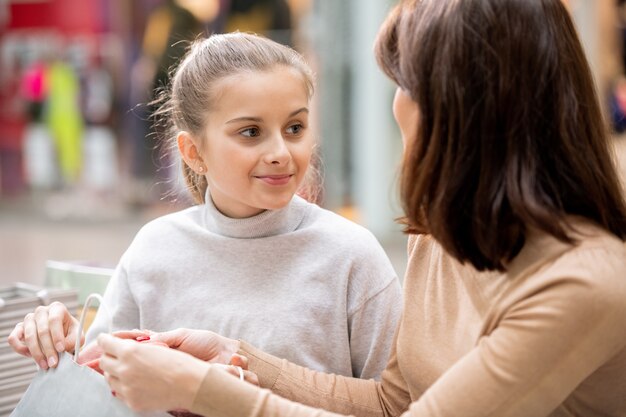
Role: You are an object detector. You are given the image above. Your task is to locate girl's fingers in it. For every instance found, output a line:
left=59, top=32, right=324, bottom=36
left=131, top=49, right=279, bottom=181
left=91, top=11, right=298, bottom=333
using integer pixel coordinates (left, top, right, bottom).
left=33, top=307, right=58, bottom=368
left=47, top=302, right=70, bottom=353
left=7, top=323, right=31, bottom=357
left=112, top=330, right=151, bottom=340
left=151, top=328, right=186, bottom=348
left=23, top=313, right=47, bottom=370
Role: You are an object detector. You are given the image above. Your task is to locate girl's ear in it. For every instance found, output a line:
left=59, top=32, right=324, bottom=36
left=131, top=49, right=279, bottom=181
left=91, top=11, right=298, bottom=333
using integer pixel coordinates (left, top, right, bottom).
left=177, top=131, right=206, bottom=174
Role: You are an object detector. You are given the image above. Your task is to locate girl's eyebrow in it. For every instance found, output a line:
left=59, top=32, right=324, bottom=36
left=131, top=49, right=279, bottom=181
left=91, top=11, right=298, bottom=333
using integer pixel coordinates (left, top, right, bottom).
left=289, top=107, right=309, bottom=117
left=225, top=107, right=309, bottom=124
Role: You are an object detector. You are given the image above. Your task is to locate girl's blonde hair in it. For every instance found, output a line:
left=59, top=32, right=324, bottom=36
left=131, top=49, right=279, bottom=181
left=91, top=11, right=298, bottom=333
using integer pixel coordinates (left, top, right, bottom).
left=153, top=32, right=319, bottom=204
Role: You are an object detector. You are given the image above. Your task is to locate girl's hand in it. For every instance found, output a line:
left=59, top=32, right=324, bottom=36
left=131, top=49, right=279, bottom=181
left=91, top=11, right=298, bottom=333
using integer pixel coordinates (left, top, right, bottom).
left=152, top=328, right=241, bottom=364
left=7, top=302, right=82, bottom=370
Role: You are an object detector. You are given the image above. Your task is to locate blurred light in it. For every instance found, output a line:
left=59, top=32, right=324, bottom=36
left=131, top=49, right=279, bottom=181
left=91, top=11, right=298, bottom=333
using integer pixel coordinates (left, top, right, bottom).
left=8, top=0, right=51, bottom=3
left=175, top=0, right=219, bottom=23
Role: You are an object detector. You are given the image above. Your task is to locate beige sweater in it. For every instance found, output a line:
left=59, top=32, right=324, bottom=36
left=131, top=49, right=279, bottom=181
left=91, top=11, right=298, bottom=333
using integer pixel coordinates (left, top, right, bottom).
left=190, top=222, right=626, bottom=417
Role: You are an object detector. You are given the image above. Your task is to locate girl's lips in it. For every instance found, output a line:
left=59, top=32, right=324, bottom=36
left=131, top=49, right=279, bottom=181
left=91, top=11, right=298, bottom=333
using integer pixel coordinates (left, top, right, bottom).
left=255, top=174, right=293, bottom=186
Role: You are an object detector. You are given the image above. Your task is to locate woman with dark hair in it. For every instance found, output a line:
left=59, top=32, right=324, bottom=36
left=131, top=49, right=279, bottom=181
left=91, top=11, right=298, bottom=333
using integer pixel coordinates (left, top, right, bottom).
left=93, top=0, right=626, bottom=415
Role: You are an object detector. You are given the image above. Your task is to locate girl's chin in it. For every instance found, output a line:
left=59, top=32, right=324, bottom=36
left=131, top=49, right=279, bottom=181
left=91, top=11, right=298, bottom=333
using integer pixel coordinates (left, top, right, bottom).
left=259, top=194, right=295, bottom=209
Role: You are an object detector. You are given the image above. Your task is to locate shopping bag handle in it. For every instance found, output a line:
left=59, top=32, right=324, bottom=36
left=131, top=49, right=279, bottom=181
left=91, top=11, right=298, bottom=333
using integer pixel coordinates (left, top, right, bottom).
left=73, top=293, right=112, bottom=361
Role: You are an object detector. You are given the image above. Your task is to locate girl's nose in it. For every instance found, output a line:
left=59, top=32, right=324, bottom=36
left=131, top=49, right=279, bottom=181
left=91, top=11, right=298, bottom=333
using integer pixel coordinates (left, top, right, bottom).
left=264, top=135, right=291, bottom=165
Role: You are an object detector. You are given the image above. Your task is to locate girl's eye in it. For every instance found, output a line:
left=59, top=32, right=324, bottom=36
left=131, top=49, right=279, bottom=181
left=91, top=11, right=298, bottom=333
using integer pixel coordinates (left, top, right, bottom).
left=240, top=127, right=261, bottom=138
left=286, top=124, right=304, bottom=135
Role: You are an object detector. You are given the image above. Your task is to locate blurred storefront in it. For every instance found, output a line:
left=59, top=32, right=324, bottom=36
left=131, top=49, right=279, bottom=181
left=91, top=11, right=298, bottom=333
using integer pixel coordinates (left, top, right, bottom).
left=0, top=0, right=127, bottom=196
left=3, top=0, right=620, bottom=242
left=306, top=0, right=400, bottom=237
left=0, top=1, right=298, bottom=201
left=0, top=0, right=405, bottom=240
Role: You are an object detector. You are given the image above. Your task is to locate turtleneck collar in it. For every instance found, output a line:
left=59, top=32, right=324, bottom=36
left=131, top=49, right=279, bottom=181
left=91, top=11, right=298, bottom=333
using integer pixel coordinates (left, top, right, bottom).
left=201, top=189, right=311, bottom=239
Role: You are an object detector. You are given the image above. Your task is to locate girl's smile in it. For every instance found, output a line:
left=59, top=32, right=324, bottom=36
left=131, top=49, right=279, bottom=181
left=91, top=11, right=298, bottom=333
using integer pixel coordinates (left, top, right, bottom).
left=253, top=174, right=294, bottom=186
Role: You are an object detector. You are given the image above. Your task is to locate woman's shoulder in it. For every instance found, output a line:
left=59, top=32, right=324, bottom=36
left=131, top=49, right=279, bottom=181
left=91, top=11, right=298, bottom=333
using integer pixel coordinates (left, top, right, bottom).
left=510, top=223, right=626, bottom=320
left=552, top=224, right=626, bottom=295
left=405, top=226, right=626, bottom=313
left=548, top=221, right=626, bottom=278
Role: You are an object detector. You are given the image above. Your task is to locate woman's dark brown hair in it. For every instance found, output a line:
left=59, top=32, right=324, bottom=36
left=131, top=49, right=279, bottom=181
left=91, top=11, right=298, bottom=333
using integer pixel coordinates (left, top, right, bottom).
left=375, top=0, right=626, bottom=271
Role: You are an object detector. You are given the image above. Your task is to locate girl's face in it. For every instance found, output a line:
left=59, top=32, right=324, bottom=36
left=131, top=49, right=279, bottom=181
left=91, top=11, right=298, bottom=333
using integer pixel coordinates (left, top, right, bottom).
left=392, top=87, right=419, bottom=148
left=201, top=66, right=313, bottom=218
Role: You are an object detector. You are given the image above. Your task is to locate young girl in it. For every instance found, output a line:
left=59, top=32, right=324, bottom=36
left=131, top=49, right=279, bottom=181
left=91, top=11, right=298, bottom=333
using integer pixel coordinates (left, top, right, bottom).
left=9, top=33, right=402, bottom=381
left=93, top=0, right=626, bottom=416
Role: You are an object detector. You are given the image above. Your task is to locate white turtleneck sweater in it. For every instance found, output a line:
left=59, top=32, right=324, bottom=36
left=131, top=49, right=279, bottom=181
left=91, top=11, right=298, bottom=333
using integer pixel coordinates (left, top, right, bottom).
left=85, top=194, right=402, bottom=379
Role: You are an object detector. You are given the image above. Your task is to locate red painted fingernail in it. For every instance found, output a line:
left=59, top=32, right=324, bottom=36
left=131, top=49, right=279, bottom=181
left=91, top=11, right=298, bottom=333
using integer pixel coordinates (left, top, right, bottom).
left=136, top=335, right=150, bottom=342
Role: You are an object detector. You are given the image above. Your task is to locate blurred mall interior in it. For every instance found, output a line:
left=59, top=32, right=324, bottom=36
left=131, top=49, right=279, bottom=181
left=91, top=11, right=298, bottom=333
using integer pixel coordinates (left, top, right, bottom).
left=1, top=0, right=626, bottom=287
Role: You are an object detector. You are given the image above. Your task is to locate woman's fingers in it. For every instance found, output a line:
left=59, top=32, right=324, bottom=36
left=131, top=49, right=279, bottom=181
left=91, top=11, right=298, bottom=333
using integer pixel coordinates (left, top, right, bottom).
left=244, top=369, right=259, bottom=386
left=97, top=334, right=126, bottom=359
left=34, top=306, right=59, bottom=368
left=216, top=364, right=259, bottom=386
left=229, top=354, right=259, bottom=384
left=103, top=370, right=124, bottom=400
left=99, top=351, right=119, bottom=378
left=228, top=355, right=258, bottom=384
left=229, top=353, right=249, bottom=370
left=98, top=337, right=206, bottom=411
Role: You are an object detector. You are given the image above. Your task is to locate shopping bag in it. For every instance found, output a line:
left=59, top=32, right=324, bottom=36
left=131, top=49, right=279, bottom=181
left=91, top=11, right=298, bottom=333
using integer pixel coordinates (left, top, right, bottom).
left=10, top=294, right=170, bottom=417
left=10, top=351, right=170, bottom=416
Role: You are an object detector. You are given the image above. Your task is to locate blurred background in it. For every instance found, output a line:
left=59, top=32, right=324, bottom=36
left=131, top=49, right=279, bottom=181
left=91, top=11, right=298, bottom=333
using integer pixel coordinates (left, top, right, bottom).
left=1, top=0, right=626, bottom=287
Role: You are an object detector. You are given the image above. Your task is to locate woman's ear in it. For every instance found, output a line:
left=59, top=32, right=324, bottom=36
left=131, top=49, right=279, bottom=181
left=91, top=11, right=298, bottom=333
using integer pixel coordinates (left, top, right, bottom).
left=177, top=131, right=206, bottom=174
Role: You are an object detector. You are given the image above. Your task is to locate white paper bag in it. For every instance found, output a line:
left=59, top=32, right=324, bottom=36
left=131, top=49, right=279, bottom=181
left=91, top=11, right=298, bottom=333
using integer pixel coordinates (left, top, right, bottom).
left=10, top=351, right=169, bottom=417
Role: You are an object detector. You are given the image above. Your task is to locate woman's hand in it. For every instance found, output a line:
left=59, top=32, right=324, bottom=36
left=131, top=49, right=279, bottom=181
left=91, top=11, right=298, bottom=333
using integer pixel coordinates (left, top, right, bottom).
left=97, top=334, right=257, bottom=412
left=7, top=302, right=82, bottom=370
left=98, top=333, right=207, bottom=411
left=152, top=328, right=241, bottom=364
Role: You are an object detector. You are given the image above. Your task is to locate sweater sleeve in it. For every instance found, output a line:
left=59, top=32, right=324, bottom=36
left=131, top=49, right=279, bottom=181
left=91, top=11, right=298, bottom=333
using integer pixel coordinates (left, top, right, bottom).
left=84, top=250, right=140, bottom=344
left=348, top=278, right=402, bottom=380
left=190, top=325, right=412, bottom=417
left=191, top=365, right=350, bottom=417
left=343, top=231, right=403, bottom=380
